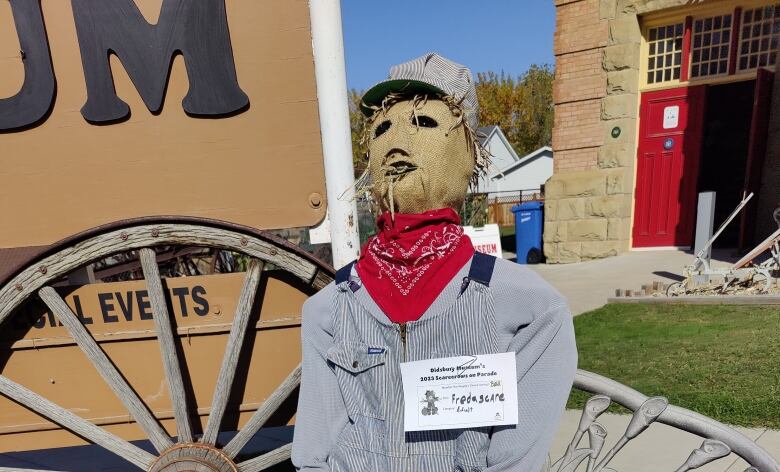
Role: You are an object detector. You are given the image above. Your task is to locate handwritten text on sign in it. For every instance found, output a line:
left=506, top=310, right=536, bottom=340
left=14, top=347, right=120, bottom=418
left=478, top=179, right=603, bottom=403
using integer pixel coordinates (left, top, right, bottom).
left=400, top=352, right=518, bottom=432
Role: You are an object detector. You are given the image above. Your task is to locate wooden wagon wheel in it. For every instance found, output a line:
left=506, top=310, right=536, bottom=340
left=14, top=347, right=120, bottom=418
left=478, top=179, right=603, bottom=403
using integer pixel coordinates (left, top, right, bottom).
left=0, top=218, right=334, bottom=471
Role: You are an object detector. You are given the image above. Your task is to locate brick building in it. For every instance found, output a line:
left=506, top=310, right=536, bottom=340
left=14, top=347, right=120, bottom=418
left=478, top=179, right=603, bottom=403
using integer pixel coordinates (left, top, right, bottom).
left=546, top=0, right=780, bottom=262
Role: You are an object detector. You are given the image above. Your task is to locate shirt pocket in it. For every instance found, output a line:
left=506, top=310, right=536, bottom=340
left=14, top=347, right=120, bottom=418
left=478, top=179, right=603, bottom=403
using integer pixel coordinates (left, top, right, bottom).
left=327, top=341, right=389, bottom=421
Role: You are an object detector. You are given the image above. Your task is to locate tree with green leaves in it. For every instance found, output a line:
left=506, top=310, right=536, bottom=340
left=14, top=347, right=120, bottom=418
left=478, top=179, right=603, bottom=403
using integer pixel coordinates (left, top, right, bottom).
left=476, top=65, right=554, bottom=156
left=348, top=89, right=369, bottom=177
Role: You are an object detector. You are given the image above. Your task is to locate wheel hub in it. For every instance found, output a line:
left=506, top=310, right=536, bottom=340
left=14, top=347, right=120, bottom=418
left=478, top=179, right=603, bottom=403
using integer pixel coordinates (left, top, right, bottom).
left=149, top=443, right=238, bottom=472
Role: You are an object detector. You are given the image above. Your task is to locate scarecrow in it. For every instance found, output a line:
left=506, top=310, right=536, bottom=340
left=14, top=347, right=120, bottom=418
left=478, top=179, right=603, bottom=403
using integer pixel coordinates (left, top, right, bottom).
left=292, top=53, right=577, bottom=472
left=421, top=390, right=440, bottom=416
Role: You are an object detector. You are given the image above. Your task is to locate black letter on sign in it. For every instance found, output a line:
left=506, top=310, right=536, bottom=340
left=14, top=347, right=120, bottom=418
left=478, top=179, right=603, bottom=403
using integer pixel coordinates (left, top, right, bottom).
left=99, top=293, right=118, bottom=323
left=171, top=287, right=189, bottom=317
left=70, top=0, right=248, bottom=122
left=192, top=286, right=209, bottom=316
left=0, top=0, right=55, bottom=131
left=136, top=290, right=153, bottom=321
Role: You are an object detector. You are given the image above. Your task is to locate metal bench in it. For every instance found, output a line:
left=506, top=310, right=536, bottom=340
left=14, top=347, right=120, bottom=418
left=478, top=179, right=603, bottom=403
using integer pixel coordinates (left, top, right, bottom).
left=551, top=370, right=780, bottom=472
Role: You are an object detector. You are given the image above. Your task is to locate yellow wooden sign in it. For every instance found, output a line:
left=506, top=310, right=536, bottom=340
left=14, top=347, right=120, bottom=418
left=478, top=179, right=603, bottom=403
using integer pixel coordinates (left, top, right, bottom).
left=0, top=0, right=326, bottom=249
left=0, top=270, right=307, bottom=452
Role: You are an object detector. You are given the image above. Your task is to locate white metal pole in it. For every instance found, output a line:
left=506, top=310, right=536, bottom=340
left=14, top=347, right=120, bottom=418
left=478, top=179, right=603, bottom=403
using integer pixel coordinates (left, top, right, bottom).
left=309, top=0, right=360, bottom=269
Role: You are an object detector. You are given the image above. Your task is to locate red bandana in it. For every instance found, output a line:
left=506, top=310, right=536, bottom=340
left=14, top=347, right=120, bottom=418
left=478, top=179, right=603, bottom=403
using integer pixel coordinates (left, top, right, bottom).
left=355, top=208, right=474, bottom=323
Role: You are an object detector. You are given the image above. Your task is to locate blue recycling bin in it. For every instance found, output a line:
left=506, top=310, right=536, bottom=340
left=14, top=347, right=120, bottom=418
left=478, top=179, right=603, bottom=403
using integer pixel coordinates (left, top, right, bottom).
left=511, top=201, right=544, bottom=264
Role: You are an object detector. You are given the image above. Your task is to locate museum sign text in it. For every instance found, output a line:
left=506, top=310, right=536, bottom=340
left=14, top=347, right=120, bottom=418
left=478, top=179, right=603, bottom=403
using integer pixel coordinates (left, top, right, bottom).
left=0, top=0, right=248, bottom=130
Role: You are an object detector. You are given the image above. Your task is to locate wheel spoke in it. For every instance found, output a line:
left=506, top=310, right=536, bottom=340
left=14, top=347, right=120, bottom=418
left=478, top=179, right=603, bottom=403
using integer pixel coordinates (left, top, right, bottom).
left=222, top=364, right=301, bottom=459
left=0, top=375, right=155, bottom=469
left=237, top=443, right=292, bottom=472
left=139, top=247, right=193, bottom=443
left=38, top=286, right=174, bottom=453
left=201, top=259, right=264, bottom=445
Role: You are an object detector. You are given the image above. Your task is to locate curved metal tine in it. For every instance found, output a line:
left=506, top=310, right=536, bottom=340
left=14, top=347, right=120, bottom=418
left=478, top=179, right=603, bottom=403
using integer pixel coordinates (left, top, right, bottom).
left=38, top=286, right=174, bottom=453
left=593, top=397, right=667, bottom=472
left=139, top=247, right=193, bottom=443
left=201, top=259, right=264, bottom=445
left=674, top=439, right=731, bottom=472
left=560, top=395, right=611, bottom=470
left=237, top=443, right=292, bottom=472
left=0, top=375, right=155, bottom=470
left=222, top=364, right=301, bottom=459
left=586, top=423, right=607, bottom=472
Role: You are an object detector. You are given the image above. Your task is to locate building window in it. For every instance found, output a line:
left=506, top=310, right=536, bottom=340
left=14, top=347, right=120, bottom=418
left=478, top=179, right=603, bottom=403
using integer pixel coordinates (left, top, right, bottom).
left=691, top=14, right=733, bottom=78
left=647, top=23, right=684, bottom=84
left=739, top=4, right=780, bottom=71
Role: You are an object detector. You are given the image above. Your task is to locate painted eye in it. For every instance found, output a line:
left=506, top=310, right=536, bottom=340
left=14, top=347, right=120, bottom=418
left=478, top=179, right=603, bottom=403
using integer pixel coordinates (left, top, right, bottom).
left=374, top=120, right=391, bottom=138
left=413, top=115, right=438, bottom=128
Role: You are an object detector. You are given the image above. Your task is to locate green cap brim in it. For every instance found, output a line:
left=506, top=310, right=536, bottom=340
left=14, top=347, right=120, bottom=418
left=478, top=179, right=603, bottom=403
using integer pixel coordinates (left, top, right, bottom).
left=360, top=79, right=446, bottom=117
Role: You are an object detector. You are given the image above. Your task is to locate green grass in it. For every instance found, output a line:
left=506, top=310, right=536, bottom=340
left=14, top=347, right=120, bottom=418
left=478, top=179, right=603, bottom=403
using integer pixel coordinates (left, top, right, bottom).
left=568, top=303, right=780, bottom=429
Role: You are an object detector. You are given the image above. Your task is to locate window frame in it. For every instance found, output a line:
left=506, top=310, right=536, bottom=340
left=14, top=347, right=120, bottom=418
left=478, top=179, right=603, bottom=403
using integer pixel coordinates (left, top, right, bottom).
left=640, top=0, right=777, bottom=91
left=736, top=3, right=780, bottom=72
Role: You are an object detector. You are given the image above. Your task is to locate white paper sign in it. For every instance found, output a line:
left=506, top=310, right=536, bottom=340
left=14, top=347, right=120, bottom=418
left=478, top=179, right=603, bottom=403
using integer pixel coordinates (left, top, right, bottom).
left=400, top=352, right=518, bottom=432
left=463, top=224, right=503, bottom=258
left=663, top=105, right=679, bottom=129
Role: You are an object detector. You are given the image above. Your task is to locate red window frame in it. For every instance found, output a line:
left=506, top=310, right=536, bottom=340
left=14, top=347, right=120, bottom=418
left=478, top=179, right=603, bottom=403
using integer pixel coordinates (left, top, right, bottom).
left=650, top=3, right=776, bottom=86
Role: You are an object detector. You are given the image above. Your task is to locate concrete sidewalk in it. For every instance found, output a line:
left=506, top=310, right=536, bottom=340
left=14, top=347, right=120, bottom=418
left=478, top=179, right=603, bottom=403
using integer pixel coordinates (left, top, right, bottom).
left=528, top=248, right=779, bottom=470
left=528, top=248, right=736, bottom=315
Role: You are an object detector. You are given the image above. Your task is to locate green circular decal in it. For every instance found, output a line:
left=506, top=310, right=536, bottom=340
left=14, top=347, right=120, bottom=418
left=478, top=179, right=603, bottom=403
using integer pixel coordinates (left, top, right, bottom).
left=611, top=126, right=621, bottom=138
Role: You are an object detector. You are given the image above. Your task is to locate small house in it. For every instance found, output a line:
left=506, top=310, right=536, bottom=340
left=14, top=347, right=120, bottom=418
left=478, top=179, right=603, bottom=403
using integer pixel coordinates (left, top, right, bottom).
left=474, top=125, right=553, bottom=196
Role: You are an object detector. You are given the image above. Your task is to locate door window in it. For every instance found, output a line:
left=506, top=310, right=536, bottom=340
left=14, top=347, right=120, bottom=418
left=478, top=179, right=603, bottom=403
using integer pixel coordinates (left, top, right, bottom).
left=647, top=23, right=685, bottom=84
left=691, top=14, right=733, bottom=78
left=738, top=4, right=780, bottom=70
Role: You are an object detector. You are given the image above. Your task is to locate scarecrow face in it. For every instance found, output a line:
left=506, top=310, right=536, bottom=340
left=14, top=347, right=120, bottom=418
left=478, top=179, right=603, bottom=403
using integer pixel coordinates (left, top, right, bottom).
left=367, top=98, right=474, bottom=214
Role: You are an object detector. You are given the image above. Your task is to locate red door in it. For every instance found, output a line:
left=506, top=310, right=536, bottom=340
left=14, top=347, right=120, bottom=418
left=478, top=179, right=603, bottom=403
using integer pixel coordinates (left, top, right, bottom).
left=633, top=86, right=706, bottom=248
left=738, top=68, right=775, bottom=249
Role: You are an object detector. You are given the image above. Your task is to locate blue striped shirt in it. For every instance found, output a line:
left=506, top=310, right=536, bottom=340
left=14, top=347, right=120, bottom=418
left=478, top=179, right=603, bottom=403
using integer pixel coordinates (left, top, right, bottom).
left=292, top=256, right=577, bottom=471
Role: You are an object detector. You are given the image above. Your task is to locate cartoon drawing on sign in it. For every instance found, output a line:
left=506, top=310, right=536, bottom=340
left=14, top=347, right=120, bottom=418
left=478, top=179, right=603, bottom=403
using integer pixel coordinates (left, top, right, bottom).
left=421, top=390, right=440, bottom=416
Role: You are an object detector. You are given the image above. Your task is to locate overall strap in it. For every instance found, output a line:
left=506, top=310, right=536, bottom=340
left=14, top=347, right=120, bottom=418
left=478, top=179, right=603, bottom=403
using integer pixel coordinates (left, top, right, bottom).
left=468, top=252, right=496, bottom=286
left=460, top=252, right=496, bottom=294
left=334, top=260, right=357, bottom=285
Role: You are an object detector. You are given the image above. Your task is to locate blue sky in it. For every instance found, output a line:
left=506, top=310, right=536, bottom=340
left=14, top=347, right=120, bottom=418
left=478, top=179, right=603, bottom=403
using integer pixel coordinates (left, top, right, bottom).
left=341, top=1, right=556, bottom=92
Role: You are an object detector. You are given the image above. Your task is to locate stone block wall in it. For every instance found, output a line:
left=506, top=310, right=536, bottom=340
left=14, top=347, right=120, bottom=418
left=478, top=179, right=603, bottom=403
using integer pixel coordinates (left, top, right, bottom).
left=546, top=0, right=691, bottom=263
left=546, top=0, right=637, bottom=263
left=548, top=0, right=779, bottom=262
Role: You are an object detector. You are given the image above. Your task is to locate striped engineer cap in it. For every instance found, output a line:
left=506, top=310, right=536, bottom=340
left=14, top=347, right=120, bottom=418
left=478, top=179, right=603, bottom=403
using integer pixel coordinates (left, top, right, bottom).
left=361, top=52, right=479, bottom=129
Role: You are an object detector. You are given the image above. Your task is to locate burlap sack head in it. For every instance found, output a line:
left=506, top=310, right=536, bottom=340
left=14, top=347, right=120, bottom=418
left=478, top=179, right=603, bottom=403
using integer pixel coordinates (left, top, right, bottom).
left=365, top=94, right=487, bottom=214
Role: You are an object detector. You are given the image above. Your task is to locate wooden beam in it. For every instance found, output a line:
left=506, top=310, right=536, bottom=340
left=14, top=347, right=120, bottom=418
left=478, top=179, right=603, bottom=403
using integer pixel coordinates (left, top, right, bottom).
left=201, top=259, right=264, bottom=445
left=140, top=247, right=193, bottom=443
left=38, top=286, right=174, bottom=453
left=222, top=364, right=301, bottom=459
left=729, top=7, right=743, bottom=75
left=681, top=16, right=693, bottom=82
left=0, top=375, right=155, bottom=469
left=237, top=443, right=292, bottom=472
